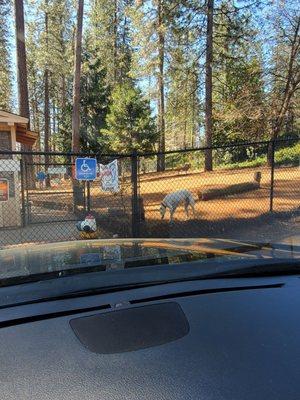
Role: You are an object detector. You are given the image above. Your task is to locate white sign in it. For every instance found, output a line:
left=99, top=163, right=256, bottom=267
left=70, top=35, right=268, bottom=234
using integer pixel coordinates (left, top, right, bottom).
left=48, top=166, right=67, bottom=175
left=0, top=160, right=20, bottom=172
left=99, top=159, right=119, bottom=192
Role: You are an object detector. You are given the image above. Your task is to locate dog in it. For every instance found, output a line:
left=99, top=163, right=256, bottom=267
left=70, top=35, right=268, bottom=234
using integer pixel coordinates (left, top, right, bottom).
left=160, top=189, right=195, bottom=222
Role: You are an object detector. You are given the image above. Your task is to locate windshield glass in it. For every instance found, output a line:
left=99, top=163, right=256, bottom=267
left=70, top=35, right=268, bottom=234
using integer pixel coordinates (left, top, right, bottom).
left=0, top=1, right=299, bottom=288
left=0, top=239, right=299, bottom=287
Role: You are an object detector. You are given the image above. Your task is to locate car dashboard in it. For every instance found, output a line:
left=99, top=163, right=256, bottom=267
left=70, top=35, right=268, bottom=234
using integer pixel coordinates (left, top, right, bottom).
left=0, top=274, right=299, bottom=400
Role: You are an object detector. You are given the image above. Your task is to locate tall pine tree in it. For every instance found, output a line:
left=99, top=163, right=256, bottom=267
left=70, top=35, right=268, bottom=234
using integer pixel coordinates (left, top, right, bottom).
left=0, top=0, right=11, bottom=111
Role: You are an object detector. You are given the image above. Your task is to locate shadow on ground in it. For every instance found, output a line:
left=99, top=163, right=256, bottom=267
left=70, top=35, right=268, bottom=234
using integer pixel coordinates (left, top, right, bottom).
left=141, top=209, right=300, bottom=243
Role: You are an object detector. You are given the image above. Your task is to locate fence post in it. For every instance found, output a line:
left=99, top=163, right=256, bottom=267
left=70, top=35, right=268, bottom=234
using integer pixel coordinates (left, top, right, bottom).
left=131, top=150, right=140, bottom=238
left=20, top=158, right=27, bottom=227
left=86, top=180, right=91, bottom=212
left=83, top=181, right=86, bottom=212
left=269, top=139, right=275, bottom=212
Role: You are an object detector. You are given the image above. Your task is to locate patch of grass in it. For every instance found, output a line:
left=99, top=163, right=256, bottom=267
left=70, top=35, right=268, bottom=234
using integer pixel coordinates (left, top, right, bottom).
left=275, top=143, right=300, bottom=166
left=218, top=143, right=299, bottom=170
left=219, top=156, right=266, bottom=170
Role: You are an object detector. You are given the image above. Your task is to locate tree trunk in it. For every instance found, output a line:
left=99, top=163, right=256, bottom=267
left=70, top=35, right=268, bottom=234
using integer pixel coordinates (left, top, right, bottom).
left=267, top=123, right=280, bottom=167
left=30, top=67, right=38, bottom=137
left=72, top=0, right=84, bottom=213
left=14, top=0, right=30, bottom=122
left=191, top=77, right=196, bottom=148
left=204, top=0, right=214, bottom=172
left=44, top=69, right=51, bottom=187
left=14, top=0, right=35, bottom=189
left=59, top=12, right=67, bottom=118
left=71, top=0, right=84, bottom=153
left=184, top=78, right=188, bottom=149
left=52, top=100, right=56, bottom=140
left=113, top=0, right=118, bottom=84
left=267, top=141, right=274, bottom=168
left=61, top=76, right=66, bottom=109
left=44, top=0, right=51, bottom=187
left=31, top=71, right=41, bottom=161
left=156, top=0, right=165, bottom=172
left=266, top=18, right=300, bottom=165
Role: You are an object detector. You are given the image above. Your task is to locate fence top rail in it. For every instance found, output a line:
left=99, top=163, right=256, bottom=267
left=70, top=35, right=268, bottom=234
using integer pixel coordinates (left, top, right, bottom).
left=0, top=137, right=298, bottom=158
left=138, top=137, right=299, bottom=158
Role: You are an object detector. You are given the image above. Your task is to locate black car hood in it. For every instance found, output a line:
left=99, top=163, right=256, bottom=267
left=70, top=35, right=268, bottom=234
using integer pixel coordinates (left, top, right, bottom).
left=0, top=238, right=299, bottom=309
left=0, top=238, right=299, bottom=282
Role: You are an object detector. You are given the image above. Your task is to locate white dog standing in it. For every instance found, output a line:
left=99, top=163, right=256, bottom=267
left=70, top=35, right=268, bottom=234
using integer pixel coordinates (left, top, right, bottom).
left=160, top=189, right=195, bottom=222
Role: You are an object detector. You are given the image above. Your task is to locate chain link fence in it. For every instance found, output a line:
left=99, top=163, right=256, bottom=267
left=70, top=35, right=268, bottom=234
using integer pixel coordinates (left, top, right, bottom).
left=0, top=138, right=299, bottom=248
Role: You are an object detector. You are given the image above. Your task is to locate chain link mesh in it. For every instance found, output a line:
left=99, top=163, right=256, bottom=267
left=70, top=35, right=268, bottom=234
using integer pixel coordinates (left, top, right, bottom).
left=0, top=139, right=299, bottom=249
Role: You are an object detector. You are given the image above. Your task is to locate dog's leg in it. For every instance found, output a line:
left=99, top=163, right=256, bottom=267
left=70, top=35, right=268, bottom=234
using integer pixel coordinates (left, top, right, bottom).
left=170, top=207, right=175, bottom=223
left=191, top=203, right=196, bottom=218
left=189, top=196, right=196, bottom=219
left=184, top=201, right=189, bottom=220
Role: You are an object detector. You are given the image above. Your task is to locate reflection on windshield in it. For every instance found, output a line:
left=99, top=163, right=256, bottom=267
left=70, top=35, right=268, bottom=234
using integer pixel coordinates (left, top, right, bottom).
left=0, top=239, right=299, bottom=286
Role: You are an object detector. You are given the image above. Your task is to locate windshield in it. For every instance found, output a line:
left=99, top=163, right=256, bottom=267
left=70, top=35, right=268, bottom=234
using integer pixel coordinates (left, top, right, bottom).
left=0, top=239, right=299, bottom=287
left=0, top=1, right=299, bottom=288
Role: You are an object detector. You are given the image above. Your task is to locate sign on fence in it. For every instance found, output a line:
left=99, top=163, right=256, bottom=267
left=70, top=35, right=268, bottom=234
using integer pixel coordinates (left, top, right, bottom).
left=99, top=159, right=119, bottom=192
left=0, top=179, right=9, bottom=201
left=0, top=160, right=20, bottom=172
left=36, top=171, right=46, bottom=181
left=48, top=166, right=67, bottom=175
left=75, top=158, right=97, bottom=181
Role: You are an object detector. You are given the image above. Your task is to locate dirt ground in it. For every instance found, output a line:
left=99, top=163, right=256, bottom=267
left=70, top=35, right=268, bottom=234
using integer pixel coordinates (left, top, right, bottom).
left=3, top=164, right=297, bottom=247
left=28, top=165, right=299, bottom=220
left=135, top=165, right=299, bottom=240
left=138, top=166, right=299, bottom=221
left=27, top=165, right=299, bottom=225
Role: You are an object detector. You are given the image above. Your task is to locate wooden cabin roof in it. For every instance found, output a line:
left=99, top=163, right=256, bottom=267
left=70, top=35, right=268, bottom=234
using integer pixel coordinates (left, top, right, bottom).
left=0, top=110, right=38, bottom=146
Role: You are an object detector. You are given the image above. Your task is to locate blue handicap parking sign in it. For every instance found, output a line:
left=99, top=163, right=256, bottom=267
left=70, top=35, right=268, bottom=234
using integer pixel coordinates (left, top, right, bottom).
left=75, top=158, right=97, bottom=181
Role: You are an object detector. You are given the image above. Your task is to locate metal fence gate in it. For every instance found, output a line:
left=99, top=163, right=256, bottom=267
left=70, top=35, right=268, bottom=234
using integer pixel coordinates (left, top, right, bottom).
left=23, top=161, right=83, bottom=224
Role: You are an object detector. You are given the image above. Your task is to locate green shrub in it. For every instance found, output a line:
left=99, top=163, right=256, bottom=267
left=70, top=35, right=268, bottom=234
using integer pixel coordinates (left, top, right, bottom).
left=275, top=143, right=300, bottom=166
left=218, top=155, right=266, bottom=170
left=218, top=142, right=299, bottom=170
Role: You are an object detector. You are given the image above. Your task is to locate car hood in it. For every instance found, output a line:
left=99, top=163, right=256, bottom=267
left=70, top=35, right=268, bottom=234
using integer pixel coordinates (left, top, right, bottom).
left=0, top=238, right=299, bottom=282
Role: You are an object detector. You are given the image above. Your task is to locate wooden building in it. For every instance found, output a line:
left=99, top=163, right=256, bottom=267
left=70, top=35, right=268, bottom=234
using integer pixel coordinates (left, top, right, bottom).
left=0, top=110, right=38, bottom=228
